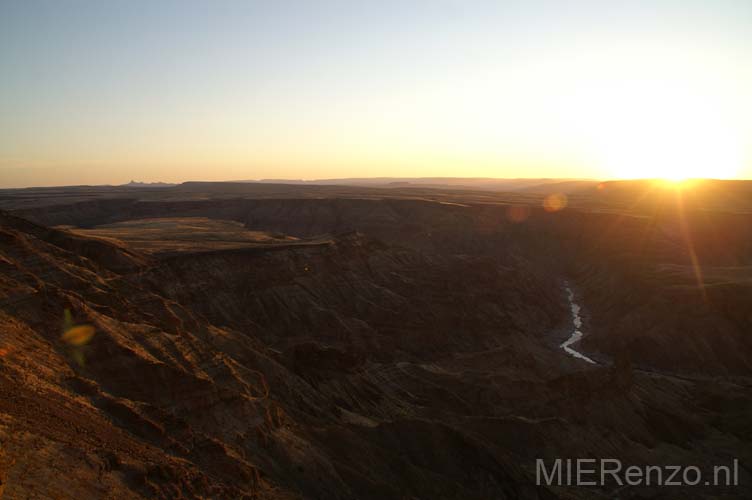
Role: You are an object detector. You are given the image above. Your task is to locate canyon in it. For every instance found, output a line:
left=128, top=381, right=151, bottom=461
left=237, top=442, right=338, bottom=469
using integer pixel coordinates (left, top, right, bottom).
left=0, top=180, right=750, bottom=499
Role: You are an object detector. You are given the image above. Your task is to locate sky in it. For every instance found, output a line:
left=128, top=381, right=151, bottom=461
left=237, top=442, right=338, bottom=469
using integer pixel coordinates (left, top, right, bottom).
left=1, top=0, right=752, bottom=187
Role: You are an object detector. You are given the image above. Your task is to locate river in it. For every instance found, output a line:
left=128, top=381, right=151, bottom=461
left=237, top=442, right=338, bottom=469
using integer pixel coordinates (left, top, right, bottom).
left=560, top=285, right=596, bottom=364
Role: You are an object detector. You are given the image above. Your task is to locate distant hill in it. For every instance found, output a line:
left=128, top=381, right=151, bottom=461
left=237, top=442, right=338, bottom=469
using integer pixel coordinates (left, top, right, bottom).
left=122, top=180, right=178, bottom=188
left=236, top=177, right=600, bottom=193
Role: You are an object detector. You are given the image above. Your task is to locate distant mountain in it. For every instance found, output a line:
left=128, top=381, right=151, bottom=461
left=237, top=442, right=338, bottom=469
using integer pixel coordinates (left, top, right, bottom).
left=237, top=177, right=600, bottom=193
left=122, top=180, right=178, bottom=188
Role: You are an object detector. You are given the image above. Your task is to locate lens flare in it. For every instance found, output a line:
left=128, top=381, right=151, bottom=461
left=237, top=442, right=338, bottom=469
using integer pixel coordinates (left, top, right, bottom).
left=62, top=325, right=96, bottom=346
left=543, top=193, right=568, bottom=212
left=506, top=205, right=531, bottom=223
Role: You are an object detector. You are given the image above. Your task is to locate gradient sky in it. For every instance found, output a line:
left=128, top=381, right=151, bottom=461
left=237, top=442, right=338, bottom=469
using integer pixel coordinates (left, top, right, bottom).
left=2, top=0, right=751, bottom=187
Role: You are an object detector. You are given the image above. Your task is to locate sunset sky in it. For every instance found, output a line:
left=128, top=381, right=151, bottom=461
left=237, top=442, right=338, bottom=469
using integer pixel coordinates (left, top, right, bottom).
left=2, top=0, right=751, bottom=187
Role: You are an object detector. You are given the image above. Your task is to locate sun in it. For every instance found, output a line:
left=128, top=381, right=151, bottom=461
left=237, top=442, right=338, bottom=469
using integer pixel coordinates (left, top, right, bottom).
left=557, top=50, right=746, bottom=182
left=662, top=172, right=687, bottom=182
left=592, top=114, right=743, bottom=181
left=586, top=88, right=745, bottom=181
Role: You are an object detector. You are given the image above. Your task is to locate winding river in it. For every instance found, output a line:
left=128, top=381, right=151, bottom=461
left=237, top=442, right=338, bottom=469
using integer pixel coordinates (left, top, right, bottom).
left=560, top=285, right=596, bottom=364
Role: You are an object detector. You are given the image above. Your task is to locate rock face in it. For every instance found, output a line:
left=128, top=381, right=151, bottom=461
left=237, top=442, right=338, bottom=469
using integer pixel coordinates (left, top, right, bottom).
left=0, top=192, right=751, bottom=499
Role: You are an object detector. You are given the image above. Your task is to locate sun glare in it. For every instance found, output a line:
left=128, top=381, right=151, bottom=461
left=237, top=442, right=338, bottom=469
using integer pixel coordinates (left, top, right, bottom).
left=556, top=46, right=748, bottom=182
left=592, top=111, right=744, bottom=181
left=590, top=86, right=744, bottom=181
